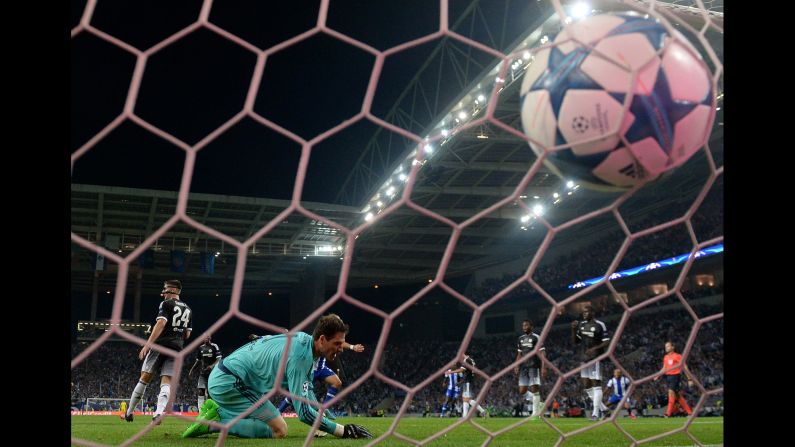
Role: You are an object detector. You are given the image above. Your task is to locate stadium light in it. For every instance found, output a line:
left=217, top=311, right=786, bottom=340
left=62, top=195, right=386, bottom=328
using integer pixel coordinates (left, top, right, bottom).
left=386, top=186, right=396, bottom=196
left=532, top=204, right=544, bottom=216
left=521, top=214, right=531, bottom=223
left=376, top=201, right=383, bottom=208
left=553, top=192, right=559, bottom=198
left=570, top=2, right=590, bottom=19
left=365, top=212, right=374, bottom=222
left=398, top=173, right=408, bottom=182
left=424, top=144, right=434, bottom=154
left=367, top=10, right=597, bottom=222
left=566, top=180, right=575, bottom=188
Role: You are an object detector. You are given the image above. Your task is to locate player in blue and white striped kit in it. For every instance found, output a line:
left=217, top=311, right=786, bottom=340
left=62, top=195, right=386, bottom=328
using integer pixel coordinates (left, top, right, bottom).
left=605, top=369, right=637, bottom=419
left=181, top=314, right=372, bottom=439
left=440, top=369, right=461, bottom=417
left=275, top=339, right=365, bottom=416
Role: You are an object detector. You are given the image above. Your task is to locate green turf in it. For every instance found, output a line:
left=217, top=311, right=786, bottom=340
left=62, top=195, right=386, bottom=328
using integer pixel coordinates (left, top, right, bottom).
left=71, top=415, right=723, bottom=446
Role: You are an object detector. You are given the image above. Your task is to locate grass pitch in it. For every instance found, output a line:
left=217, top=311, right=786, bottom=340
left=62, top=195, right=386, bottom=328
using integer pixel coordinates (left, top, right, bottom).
left=71, top=415, right=723, bottom=446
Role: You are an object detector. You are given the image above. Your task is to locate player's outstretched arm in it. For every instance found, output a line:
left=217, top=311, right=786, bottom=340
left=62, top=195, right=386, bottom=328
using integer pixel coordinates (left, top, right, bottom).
left=342, top=342, right=365, bottom=353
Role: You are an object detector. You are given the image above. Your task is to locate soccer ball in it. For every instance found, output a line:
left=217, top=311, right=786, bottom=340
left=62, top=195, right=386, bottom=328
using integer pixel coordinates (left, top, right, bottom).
left=519, top=11, right=715, bottom=191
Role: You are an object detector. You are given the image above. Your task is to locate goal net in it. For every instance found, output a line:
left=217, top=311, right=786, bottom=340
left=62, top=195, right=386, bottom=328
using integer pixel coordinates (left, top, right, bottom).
left=71, top=0, right=723, bottom=445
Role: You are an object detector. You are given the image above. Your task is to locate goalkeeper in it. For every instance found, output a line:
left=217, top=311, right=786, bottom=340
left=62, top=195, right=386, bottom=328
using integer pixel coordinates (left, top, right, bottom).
left=182, top=314, right=372, bottom=439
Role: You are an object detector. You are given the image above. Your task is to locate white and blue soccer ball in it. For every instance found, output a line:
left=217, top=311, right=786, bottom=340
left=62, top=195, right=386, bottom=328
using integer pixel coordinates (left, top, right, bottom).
left=519, top=12, right=715, bottom=191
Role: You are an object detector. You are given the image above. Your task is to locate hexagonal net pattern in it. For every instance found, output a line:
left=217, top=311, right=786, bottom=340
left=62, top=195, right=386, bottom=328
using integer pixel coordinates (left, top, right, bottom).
left=71, top=0, right=723, bottom=446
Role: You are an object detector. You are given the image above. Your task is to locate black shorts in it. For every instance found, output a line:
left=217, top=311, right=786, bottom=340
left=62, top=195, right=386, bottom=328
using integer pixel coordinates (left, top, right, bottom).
left=665, top=374, right=681, bottom=392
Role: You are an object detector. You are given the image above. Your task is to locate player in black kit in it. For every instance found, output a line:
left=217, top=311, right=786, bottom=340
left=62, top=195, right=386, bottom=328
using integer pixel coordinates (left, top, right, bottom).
left=571, top=305, right=610, bottom=421
left=189, top=335, right=221, bottom=411
left=121, top=279, right=192, bottom=424
left=450, top=354, right=488, bottom=418
left=514, top=319, right=546, bottom=418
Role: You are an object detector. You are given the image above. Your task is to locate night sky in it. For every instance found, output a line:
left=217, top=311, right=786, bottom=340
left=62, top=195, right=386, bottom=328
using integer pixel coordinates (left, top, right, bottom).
left=69, top=0, right=500, bottom=204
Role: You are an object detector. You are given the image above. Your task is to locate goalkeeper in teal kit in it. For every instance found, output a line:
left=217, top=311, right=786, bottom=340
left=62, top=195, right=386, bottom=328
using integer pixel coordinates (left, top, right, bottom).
left=182, top=314, right=372, bottom=439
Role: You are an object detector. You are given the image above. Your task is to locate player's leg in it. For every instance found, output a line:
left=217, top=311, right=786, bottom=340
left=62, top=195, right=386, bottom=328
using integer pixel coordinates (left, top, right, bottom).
left=322, top=372, right=342, bottom=404
left=529, top=368, right=542, bottom=418
left=184, top=370, right=284, bottom=438
left=123, top=373, right=151, bottom=421
left=604, top=393, right=621, bottom=419
left=123, top=352, right=161, bottom=422
left=440, top=391, right=454, bottom=417
left=623, top=400, right=636, bottom=419
left=590, top=363, right=606, bottom=419
left=592, top=381, right=606, bottom=419
left=471, top=398, right=487, bottom=416
left=197, top=373, right=208, bottom=410
left=152, top=357, right=176, bottom=424
left=519, top=371, right=532, bottom=415
left=581, top=373, right=597, bottom=420
left=461, top=383, right=471, bottom=417
left=277, top=396, right=292, bottom=413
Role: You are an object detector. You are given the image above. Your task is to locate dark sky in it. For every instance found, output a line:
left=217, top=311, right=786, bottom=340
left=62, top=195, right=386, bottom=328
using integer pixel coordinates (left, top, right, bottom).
left=70, top=0, right=550, bottom=205
left=69, top=0, right=472, bottom=203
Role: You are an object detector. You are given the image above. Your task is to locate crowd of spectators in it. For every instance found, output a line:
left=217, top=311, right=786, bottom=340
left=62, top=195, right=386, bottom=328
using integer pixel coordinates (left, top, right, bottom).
left=471, top=192, right=722, bottom=305
left=72, top=289, right=722, bottom=417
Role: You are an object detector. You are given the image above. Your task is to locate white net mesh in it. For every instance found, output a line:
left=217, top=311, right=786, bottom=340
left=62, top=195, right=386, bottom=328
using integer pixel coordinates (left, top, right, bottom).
left=71, top=0, right=722, bottom=445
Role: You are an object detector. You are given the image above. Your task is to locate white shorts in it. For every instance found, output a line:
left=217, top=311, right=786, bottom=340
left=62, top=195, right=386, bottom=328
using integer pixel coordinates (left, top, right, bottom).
left=462, top=382, right=472, bottom=398
left=519, top=368, right=541, bottom=387
left=580, top=361, right=601, bottom=380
